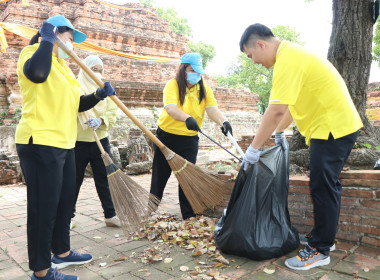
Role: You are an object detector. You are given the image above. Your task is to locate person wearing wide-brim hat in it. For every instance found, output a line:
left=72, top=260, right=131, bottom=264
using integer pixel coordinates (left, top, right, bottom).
left=150, top=52, right=234, bottom=220
left=16, top=15, right=116, bottom=280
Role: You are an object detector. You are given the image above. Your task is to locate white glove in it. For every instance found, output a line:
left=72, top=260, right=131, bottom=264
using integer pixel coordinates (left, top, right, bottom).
left=241, top=145, right=261, bottom=171
left=275, top=132, right=287, bottom=150
left=85, top=118, right=102, bottom=130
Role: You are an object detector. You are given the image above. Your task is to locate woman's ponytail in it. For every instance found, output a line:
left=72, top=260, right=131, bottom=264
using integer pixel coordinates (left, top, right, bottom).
left=29, top=32, right=40, bottom=45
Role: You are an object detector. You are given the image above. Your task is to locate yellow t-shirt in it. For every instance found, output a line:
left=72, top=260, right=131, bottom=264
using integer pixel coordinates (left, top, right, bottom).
left=157, top=79, right=218, bottom=136
left=269, top=41, right=363, bottom=145
left=16, top=43, right=82, bottom=149
left=76, top=99, right=118, bottom=142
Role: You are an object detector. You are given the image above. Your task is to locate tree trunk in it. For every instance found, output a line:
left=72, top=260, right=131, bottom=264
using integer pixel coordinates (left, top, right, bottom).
left=327, top=0, right=380, bottom=145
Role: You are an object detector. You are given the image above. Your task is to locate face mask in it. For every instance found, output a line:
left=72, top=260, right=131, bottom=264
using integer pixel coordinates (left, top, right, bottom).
left=58, top=41, right=73, bottom=59
left=187, top=72, right=201, bottom=85
left=94, top=72, right=102, bottom=80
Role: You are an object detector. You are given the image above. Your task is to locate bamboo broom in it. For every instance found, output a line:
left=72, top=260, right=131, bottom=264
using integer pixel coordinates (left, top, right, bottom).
left=80, top=111, right=160, bottom=234
left=55, top=37, right=230, bottom=214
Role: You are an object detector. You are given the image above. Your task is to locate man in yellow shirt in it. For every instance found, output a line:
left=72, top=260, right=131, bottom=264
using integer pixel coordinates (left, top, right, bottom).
left=239, top=23, right=362, bottom=270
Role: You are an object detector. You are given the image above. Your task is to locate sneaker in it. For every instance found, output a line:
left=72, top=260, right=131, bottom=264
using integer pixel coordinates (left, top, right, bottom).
left=299, top=232, right=336, bottom=251
left=31, top=267, right=78, bottom=280
left=51, top=250, right=92, bottom=269
left=285, top=245, right=330, bottom=270
left=105, top=215, right=121, bottom=227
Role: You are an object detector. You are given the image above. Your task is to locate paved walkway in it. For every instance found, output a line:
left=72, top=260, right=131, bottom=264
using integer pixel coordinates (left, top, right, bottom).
left=1, top=148, right=380, bottom=279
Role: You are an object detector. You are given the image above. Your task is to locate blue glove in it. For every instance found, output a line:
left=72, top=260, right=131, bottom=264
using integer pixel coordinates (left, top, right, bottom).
left=39, top=21, right=57, bottom=45
left=241, top=145, right=261, bottom=171
left=85, top=118, right=102, bottom=130
left=275, top=132, right=287, bottom=150
left=95, top=82, right=116, bottom=100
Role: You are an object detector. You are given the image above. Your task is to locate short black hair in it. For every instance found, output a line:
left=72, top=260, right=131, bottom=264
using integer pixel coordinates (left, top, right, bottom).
left=239, top=23, right=275, bottom=52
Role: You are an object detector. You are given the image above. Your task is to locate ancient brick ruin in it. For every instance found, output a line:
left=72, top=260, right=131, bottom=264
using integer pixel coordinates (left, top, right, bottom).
left=0, top=0, right=261, bottom=183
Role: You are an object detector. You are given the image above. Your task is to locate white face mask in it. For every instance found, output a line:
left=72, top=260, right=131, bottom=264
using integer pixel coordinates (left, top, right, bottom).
left=58, top=41, right=73, bottom=60
left=94, top=72, right=102, bottom=80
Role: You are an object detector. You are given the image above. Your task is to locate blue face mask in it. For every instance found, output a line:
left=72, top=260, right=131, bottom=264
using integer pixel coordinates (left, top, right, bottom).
left=58, top=41, right=73, bottom=60
left=187, top=72, right=201, bottom=85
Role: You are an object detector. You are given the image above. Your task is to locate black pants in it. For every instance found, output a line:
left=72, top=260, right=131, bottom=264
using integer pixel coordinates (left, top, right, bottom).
left=72, top=137, right=116, bottom=219
left=17, top=140, right=75, bottom=271
left=308, top=131, right=358, bottom=256
left=150, top=127, right=199, bottom=219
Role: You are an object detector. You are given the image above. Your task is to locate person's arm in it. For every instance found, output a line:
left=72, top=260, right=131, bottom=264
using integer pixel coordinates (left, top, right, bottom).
left=78, top=93, right=100, bottom=112
left=23, top=21, right=57, bottom=83
left=99, top=99, right=118, bottom=129
left=205, top=107, right=226, bottom=124
left=164, top=104, right=190, bottom=122
left=275, top=107, right=293, bottom=133
left=251, top=104, right=288, bottom=149
left=23, top=41, right=53, bottom=83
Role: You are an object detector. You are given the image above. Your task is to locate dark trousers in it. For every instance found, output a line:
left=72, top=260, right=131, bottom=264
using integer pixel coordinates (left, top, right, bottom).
left=17, top=141, right=75, bottom=271
left=150, top=127, right=199, bottom=219
left=308, top=131, right=358, bottom=256
left=72, top=137, right=116, bottom=219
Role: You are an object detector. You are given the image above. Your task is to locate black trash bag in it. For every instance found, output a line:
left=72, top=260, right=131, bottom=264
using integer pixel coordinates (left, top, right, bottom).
left=374, top=159, right=380, bottom=170
left=214, top=142, right=299, bottom=260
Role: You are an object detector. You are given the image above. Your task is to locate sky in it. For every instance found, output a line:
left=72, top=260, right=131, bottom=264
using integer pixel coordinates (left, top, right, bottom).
left=109, top=0, right=380, bottom=82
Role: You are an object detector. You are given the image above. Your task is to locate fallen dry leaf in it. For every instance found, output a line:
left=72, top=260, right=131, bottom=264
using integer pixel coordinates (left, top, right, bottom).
left=216, top=255, right=229, bottom=265
left=180, top=265, right=189, bottom=272
left=214, top=262, right=223, bottom=268
left=263, top=267, right=275, bottom=274
left=164, top=258, right=173, bottom=264
left=113, top=256, right=127, bottom=262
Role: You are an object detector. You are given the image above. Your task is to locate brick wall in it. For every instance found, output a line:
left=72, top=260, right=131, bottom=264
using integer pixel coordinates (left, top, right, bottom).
left=289, top=170, right=380, bottom=248
left=0, top=0, right=259, bottom=114
left=208, top=170, right=380, bottom=249
left=367, top=82, right=380, bottom=127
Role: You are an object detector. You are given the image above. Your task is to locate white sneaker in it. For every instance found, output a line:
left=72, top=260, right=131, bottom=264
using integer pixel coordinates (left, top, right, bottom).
left=105, top=215, right=121, bottom=227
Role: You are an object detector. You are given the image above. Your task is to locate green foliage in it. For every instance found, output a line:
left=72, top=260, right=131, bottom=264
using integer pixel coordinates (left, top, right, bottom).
left=139, top=0, right=154, bottom=7
left=187, top=41, right=216, bottom=68
left=215, top=25, right=303, bottom=114
left=376, top=145, right=380, bottom=150
left=362, top=143, right=372, bottom=149
left=140, top=0, right=215, bottom=70
left=156, top=7, right=192, bottom=37
left=373, top=17, right=380, bottom=66
left=151, top=105, right=160, bottom=123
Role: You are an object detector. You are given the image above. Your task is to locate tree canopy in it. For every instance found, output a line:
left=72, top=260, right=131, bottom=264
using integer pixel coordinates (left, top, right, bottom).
left=216, top=25, right=303, bottom=113
left=139, top=0, right=215, bottom=69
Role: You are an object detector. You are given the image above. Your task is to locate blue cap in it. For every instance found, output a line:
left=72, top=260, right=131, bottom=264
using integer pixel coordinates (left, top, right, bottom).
left=180, top=53, right=205, bottom=74
left=47, top=15, right=87, bottom=43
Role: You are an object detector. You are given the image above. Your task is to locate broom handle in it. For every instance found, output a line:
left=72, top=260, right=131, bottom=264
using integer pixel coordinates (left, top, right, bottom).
left=55, top=37, right=166, bottom=150
left=81, top=111, right=107, bottom=155
left=217, top=120, right=245, bottom=158
left=199, top=130, right=242, bottom=162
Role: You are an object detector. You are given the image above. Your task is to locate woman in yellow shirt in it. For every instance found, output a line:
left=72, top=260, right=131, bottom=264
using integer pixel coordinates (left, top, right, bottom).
left=72, top=55, right=120, bottom=228
left=16, top=15, right=116, bottom=280
left=151, top=53, right=233, bottom=220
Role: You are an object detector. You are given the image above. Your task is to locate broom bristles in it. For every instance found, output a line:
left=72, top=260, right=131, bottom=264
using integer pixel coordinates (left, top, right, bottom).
left=102, top=153, right=160, bottom=235
left=160, top=146, right=230, bottom=214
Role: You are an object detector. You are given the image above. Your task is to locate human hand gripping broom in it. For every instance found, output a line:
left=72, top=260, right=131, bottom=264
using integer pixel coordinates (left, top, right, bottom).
left=55, top=37, right=230, bottom=214
left=79, top=110, right=160, bottom=235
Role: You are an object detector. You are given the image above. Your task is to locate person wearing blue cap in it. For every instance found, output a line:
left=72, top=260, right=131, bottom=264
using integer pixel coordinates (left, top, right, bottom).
left=150, top=52, right=233, bottom=220
left=16, top=15, right=116, bottom=280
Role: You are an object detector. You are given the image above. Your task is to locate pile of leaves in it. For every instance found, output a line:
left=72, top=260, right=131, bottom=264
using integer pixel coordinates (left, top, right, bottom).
left=125, top=213, right=233, bottom=279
